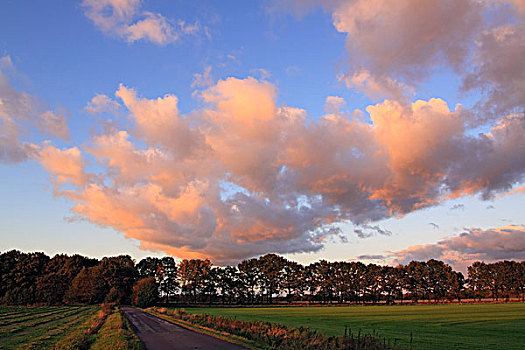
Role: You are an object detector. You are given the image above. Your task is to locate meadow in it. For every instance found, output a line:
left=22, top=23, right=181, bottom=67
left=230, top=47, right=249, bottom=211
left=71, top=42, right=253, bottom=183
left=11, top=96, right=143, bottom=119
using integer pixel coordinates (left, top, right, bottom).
left=185, top=303, right=525, bottom=350
left=0, top=305, right=142, bottom=350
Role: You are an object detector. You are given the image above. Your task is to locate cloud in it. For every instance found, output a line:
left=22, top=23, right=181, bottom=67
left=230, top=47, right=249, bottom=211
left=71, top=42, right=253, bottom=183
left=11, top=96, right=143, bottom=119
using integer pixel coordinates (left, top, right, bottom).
left=84, top=94, right=121, bottom=115
left=354, top=224, right=392, bottom=239
left=462, top=23, right=525, bottom=118
left=0, top=65, right=68, bottom=163
left=37, top=111, right=70, bottom=141
left=388, top=225, right=525, bottom=272
left=0, top=56, right=14, bottom=71
left=355, top=254, right=386, bottom=260
left=191, top=66, right=213, bottom=89
left=81, top=0, right=199, bottom=45
left=498, top=185, right=525, bottom=198
left=339, top=69, right=414, bottom=102
left=31, top=74, right=525, bottom=263
left=450, top=204, right=465, bottom=211
left=280, top=0, right=524, bottom=120
left=324, top=96, right=345, bottom=113
left=39, top=144, right=87, bottom=189
left=288, top=0, right=484, bottom=100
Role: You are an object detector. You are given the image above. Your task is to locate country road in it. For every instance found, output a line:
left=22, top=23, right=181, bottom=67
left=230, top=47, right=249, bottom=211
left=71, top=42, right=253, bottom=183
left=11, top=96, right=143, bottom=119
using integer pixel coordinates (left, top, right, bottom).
left=122, top=306, right=247, bottom=350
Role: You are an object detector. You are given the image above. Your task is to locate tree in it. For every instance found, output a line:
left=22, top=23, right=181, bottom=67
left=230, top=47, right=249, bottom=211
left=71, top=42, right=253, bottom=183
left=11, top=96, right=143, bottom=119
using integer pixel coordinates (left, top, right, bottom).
left=133, top=277, right=159, bottom=308
left=159, top=257, right=178, bottom=303
left=238, top=258, right=260, bottom=304
left=448, top=271, right=465, bottom=302
left=281, top=261, right=307, bottom=302
left=348, top=262, right=367, bottom=303
left=468, top=261, right=490, bottom=301
left=137, top=257, right=163, bottom=279
left=36, top=254, right=97, bottom=304
left=309, top=260, right=336, bottom=303
left=66, top=255, right=137, bottom=304
left=257, top=254, right=288, bottom=304
left=426, top=259, right=454, bottom=302
left=215, top=266, right=240, bottom=304
left=98, top=255, right=137, bottom=304
left=1, top=251, right=49, bottom=304
left=404, top=261, right=429, bottom=302
left=178, top=259, right=212, bottom=303
left=35, top=273, right=68, bottom=305
left=379, top=266, right=403, bottom=304
left=66, top=266, right=106, bottom=304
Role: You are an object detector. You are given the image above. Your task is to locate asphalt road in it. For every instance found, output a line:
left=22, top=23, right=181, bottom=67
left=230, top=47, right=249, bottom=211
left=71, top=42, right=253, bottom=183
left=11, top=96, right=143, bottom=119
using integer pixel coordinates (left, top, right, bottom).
left=122, top=306, right=247, bottom=350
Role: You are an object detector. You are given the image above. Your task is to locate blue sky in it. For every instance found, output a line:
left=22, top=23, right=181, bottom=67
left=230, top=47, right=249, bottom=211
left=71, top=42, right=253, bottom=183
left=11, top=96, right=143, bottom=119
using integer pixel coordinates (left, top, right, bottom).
left=1, top=0, right=524, bottom=271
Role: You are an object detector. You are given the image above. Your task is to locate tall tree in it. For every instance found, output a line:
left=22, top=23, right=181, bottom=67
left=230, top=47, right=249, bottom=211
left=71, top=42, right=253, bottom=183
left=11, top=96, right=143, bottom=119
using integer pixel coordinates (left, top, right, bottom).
left=468, top=261, right=490, bottom=301
left=178, top=259, right=212, bottom=303
left=159, top=257, right=178, bottom=303
left=238, top=258, right=260, bottom=304
left=257, top=254, right=288, bottom=303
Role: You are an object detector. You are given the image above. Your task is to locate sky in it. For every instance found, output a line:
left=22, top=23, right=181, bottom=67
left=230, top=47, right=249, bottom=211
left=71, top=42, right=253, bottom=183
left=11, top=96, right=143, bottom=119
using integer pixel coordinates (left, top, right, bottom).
left=1, top=0, right=524, bottom=273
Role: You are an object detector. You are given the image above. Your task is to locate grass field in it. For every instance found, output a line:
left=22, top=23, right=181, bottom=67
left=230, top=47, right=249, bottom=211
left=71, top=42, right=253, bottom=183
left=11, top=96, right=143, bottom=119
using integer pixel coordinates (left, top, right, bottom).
left=0, top=305, right=100, bottom=349
left=185, top=303, right=525, bottom=350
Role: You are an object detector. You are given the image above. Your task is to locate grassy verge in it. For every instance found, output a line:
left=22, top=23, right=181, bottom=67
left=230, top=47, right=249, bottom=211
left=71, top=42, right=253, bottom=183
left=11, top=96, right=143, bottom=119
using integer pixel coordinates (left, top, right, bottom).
left=90, top=308, right=144, bottom=350
left=148, top=307, right=402, bottom=350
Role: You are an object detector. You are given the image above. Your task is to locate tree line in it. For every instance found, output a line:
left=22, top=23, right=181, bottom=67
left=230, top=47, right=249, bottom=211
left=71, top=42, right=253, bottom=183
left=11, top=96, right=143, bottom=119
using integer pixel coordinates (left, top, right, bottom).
left=1, top=250, right=523, bottom=306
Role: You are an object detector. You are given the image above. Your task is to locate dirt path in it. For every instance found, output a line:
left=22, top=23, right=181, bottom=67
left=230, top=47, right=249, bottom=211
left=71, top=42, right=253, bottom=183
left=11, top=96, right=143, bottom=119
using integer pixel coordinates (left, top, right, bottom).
left=122, top=306, right=247, bottom=350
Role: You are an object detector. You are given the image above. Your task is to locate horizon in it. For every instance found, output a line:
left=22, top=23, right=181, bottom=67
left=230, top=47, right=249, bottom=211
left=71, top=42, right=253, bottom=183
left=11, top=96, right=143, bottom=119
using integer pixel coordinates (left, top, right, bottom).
left=1, top=0, right=524, bottom=273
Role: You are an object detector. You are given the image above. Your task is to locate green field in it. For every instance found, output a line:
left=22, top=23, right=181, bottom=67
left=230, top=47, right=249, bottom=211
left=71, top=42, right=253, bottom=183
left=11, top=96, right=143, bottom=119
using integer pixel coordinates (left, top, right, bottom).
left=186, top=303, right=525, bottom=350
left=0, top=305, right=100, bottom=349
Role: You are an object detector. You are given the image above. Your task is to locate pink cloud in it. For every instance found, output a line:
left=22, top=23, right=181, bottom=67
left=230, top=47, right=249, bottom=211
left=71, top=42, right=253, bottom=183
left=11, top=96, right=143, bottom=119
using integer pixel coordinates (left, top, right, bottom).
left=39, top=144, right=86, bottom=189
left=32, top=76, right=525, bottom=263
left=388, top=225, right=525, bottom=272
